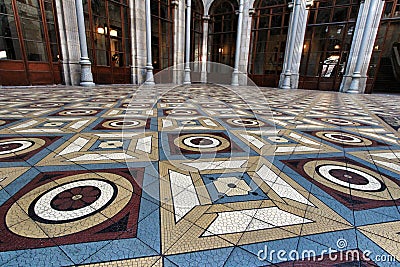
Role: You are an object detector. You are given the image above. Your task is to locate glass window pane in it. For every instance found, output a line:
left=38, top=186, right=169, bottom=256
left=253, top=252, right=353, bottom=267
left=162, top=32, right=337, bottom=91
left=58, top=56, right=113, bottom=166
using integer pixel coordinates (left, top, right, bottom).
left=0, top=14, right=19, bottom=39
left=0, top=37, right=22, bottom=60
left=50, top=43, right=59, bottom=61
left=25, top=40, right=47, bottom=61
left=96, top=49, right=107, bottom=65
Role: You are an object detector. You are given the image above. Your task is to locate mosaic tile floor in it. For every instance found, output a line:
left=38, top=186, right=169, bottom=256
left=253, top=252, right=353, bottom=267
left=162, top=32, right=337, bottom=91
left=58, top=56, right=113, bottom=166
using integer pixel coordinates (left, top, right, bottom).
left=0, top=84, right=399, bottom=266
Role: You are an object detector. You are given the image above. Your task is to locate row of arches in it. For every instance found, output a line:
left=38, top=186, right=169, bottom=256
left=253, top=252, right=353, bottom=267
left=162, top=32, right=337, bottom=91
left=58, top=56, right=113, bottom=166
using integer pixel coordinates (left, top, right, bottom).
left=0, top=0, right=398, bottom=92
left=151, top=0, right=399, bottom=92
left=148, top=0, right=361, bottom=91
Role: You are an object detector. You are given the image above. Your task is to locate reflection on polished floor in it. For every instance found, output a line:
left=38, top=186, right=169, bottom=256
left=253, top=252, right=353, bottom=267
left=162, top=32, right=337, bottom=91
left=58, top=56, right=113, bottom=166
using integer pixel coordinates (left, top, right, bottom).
left=0, top=84, right=399, bottom=266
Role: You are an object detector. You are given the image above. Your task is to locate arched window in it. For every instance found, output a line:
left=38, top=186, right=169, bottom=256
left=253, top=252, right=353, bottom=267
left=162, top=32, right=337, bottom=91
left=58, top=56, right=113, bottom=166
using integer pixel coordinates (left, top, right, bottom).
left=367, top=0, right=400, bottom=93
left=248, top=0, right=289, bottom=87
left=84, top=0, right=131, bottom=84
left=299, top=0, right=360, bottom=91
left=151, top=0, right=174, bottom=72
left=208, top=0, right=238, bottom=67
left=191, top=0, right=203, bottom=63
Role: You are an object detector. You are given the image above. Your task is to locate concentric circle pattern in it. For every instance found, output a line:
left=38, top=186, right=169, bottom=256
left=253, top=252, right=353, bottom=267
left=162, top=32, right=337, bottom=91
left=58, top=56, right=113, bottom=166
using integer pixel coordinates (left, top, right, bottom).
left=6, top=173, right=133, bottom=238
left=102, top=119, right=144, bottom=129
left=303, top=160, right=400, bottom=201
left=316, top=131, right=373, bottom=146
left=174, top=133, right=231, bottom=153
left=0, top=138, right=45, bottom=158
left=226, top=118, right=264, bottom=127
left=59, top=110, right=98, bottom=116
left=320, top=118, right=361, bottom=126
left=30, top=179, right=117, bottom=224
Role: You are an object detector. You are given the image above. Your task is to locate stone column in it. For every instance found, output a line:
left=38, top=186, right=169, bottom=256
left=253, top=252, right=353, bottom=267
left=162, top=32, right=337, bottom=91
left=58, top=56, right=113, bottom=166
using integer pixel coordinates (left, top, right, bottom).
left=75, top=0, right=95, bottom=86
left=144, top=0, right=155, bottom=85
left=347, top=0, right=380, bottom=93
left=279, top=0, right=311, bottom=89
left=237, top=4, right=253, bottom=86
left=171, top=0, right=185, bottom=84
left=55, top=0, right=81, bottom=85
left=341, top=0, right=385, bottom=93
left=183, top=0, right=192, bottom=84
left=131, top=0, right=147, bottom=84
left=200, top=15, right=210, bottom=83
left=231, top=0, right=245, bottom=86
left=129, top=0, right=137, bottom=84
left=280, top=0, right=301, bottom=89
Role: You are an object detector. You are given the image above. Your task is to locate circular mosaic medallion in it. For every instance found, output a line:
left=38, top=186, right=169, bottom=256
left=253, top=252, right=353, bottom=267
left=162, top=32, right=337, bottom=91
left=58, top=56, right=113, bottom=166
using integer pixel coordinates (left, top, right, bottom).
left=58, top=110, right=98, bottom=116
left=30, top=179, right=117, bottom=224
left=31, top=103, right=63, bottom=108
left=316, top=165, right=383, bottom=191
left=102, top=119, right=144, bottom=129
left=320, top=118, right=361, bottom=126
left=6, top=173, right=133, bottom=238
left=303, top=160, right=400, bottom=201
left=0, top=138, right=45, bottom=159
left=122, top=103, right=151, bottom=108
left=316, top=131, right=372, bottom=146
left=165, top=109, right=197, bottom=115
left=226, top=118, right=264, bottom=127
left=174, top=134, right=230, bottom=152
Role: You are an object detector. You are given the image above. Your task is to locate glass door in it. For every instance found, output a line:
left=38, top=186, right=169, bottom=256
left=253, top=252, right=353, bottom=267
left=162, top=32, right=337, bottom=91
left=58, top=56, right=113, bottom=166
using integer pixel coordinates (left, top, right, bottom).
left=208, top=0, right=238, bottom=67
left=248, top=0, right=289, bottom=87
left=367, top=0, right=400, bottom=93
left=84, top=0, right=131, bottom=84
left=299, top=0, right=359, bottom=91
left=0, top=0, right=61, bottom=85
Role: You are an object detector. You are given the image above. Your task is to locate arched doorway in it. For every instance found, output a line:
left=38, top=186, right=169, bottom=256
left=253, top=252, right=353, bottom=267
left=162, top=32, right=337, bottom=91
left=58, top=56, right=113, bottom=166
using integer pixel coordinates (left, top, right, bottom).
left=83, top=0, right=131, bottom=84
left=151, top=0, right=174, bottom=73
left=248, top=0, right=290, bottom=87
left=0, top=0, right=62, bottom=86
left=191, top=0, right=203, bottom=62
left=190, top=0, right=204, bottom=61
left=367, top=0, right=400, bottom=94
left=208, top=0, right=238, bottom=67
left=190, top=0, right=203, bottom=79
left=299, top=0, right=360, bottom=91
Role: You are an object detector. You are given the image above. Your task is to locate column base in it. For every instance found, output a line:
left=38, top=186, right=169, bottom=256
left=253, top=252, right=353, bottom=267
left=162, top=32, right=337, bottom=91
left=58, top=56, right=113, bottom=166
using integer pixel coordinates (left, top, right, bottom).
left=347, top=75, right=361, bottom=94
left=80, top=81, right=95, bottom=87
left=280, top=74, right=291, bottom=89
left=183, top=69, right=191, bottom=85
left=231, top=70, right=239, bottom=86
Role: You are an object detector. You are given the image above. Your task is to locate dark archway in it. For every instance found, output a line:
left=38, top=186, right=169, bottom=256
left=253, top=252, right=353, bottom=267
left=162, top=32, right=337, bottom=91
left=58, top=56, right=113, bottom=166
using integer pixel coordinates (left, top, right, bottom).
left=83, top=0, right=131, bottom=84
left=367, top=0, right=400, bottom=94
left=298, top=0, right=360, bottom=91
left=151, top=0, right=174, bottom=73
left=191, top=0, right=204, bottom=63
left=208, top=0, right=238, bottom=67
left=248, top=0, right=290, bottom=87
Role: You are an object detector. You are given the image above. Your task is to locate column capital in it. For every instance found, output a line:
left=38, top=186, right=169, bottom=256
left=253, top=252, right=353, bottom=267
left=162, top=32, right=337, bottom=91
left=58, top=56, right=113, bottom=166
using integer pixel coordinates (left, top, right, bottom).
left=171, top=0, right=179, bottom=7
left=249, top=8, right=256, bottom=16
left=288, top=0, right=308, bottom=9
left=306, top=0, right=314, bottom=7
